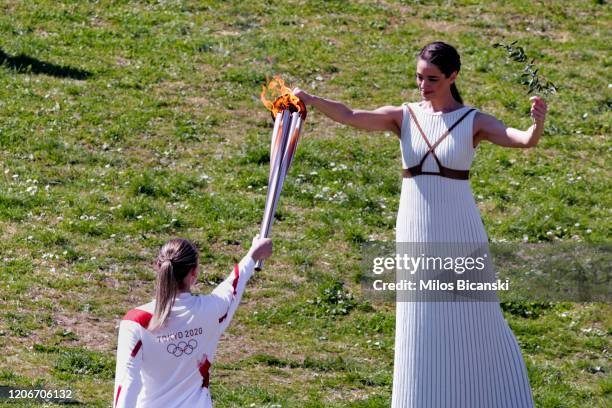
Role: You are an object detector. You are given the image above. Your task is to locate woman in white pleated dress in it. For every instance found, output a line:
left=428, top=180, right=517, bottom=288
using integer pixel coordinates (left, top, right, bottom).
left=294, top=41, right=547, bottom=407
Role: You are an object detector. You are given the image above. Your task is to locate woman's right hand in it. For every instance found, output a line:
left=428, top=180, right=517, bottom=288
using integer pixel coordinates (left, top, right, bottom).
left=292, top=87, right=312, bottom=105
left=249, top=235, right=273, bottom=261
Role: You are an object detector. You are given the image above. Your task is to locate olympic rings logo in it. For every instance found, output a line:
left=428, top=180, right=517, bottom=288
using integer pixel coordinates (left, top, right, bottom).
left=167, top=339, right=198, bottom=357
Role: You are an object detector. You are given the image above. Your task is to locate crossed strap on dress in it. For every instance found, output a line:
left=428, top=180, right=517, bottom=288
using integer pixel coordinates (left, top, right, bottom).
left=402, top=105, right=476, bottom=180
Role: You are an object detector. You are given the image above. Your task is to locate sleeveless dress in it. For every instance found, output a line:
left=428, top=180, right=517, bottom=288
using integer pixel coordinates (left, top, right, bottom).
left=391, top=102, right=535, bottom=407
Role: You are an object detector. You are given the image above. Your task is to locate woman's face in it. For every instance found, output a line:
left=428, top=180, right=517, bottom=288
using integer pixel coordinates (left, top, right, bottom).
left=415, top=58, right=457, bottom=100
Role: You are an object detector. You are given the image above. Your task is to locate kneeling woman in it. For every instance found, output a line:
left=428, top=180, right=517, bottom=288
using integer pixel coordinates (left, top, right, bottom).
left=113, top=235, right=272, bottom=407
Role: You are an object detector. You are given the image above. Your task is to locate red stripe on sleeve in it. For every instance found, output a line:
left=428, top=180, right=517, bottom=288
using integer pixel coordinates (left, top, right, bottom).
left=123, top=309, right=153, bottom=329
left=130, top=340, right=143, bottom=358
left=218, top=264, right=241, bottom=323
left=232, top=263, right=239, bottom=295
left=218, top=311, right=228, bottom=323
left=115, top=385, right=122, bottom=407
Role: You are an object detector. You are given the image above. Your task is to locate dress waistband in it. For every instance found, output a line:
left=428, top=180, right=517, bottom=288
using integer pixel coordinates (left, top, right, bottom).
left=402, top=166, right=469, bottom=180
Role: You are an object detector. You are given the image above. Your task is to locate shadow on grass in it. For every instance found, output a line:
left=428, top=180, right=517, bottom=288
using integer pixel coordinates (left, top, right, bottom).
left=0, top=47, right=92, bottom=80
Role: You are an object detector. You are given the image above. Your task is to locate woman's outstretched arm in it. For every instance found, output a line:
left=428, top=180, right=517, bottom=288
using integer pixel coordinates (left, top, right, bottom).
left=208, top=236, right=272, bottom=336
left=293, top=88, right=402, bottom=137
left=474, top=96, right=548, bottom=148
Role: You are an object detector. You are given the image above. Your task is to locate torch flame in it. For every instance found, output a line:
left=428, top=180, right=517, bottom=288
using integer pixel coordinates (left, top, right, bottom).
left=260, top=75, right=307, bottom=120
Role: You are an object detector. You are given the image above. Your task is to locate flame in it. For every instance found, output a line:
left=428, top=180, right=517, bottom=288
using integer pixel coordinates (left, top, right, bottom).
left=260, top=75, right=307, bottom=120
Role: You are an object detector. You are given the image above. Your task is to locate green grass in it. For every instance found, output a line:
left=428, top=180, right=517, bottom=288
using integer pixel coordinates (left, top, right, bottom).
left=0, top=0, right=610, bottom=406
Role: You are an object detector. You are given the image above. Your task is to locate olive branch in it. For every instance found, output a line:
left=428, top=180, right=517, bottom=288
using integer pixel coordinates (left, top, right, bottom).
left=493, top=40, right=557, bottom=96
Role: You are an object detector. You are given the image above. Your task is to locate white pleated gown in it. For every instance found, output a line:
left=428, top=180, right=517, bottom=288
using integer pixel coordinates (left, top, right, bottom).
left=391, top=102, right=535, bottom=407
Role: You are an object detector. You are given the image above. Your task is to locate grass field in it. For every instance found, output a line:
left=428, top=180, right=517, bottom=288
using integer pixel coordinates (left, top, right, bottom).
left=0, top=0, right=610, bottom=407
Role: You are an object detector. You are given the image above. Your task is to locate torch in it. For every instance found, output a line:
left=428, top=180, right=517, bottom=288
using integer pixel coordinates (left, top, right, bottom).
left=256, top=76, right=307, bottom=271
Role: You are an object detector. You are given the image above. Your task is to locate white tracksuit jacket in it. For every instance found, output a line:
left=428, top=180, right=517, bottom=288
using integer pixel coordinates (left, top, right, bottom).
left=113, top=255, right=255, bottom=407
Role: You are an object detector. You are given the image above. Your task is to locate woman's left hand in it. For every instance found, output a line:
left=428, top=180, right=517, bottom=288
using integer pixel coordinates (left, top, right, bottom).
left=529, top=96, right=547, bottom=125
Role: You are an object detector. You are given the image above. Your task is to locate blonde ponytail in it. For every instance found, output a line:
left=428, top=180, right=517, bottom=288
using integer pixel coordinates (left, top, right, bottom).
left=148, top=239, right=198, bottom=331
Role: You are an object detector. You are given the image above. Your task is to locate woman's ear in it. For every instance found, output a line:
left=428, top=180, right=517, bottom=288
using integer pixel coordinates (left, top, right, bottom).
left=192, top=265, right=200, bottom=283
left=449, top=71, right=458, bottom=84
left=183, top=266, right=199, bottom=288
